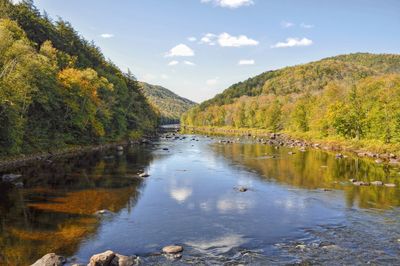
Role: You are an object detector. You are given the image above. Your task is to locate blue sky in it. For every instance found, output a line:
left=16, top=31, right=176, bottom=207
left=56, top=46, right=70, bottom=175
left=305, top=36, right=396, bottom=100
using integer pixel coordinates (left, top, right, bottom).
left=31, top=0, right=400, bottom=102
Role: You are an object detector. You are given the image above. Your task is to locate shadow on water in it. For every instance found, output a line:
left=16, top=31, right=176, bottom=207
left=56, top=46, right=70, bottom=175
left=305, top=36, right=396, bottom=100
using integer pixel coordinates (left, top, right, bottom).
left=0, top=145, right=154, bottom=266
left=212, top=142, right=400, bottom=210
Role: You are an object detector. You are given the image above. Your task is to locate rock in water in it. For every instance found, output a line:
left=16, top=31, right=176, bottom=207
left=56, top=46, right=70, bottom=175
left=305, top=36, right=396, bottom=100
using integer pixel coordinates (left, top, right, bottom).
left=238, top=187, right=248, bottom=192
left=371, top=181, right=383, bottom=186
left=88, top=250, right=115, bottom=266
left=162, top=245, right=183, bottom=254
left=385, top=183, right=396, bottom=188
left=110, top=254, right=138, bottom=266
left=95, top=209, right=114, bottom=216
left=31, top=253, right=66, bottom=266
left=139, top=173, right=150, bottom=178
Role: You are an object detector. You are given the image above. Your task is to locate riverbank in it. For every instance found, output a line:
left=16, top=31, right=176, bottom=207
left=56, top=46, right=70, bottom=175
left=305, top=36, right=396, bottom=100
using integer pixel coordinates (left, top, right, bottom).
left=182, top=126, right=400, bottom=163
left=0, top=142, right=129, bottom=172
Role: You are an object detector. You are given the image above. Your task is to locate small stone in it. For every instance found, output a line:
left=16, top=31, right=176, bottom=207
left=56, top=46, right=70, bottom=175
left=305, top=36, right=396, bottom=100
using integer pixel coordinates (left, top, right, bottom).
left=295, top=244, right=306, bottom=250
left=385, top=183, right=396, bottom=188
left=88, top=250, right=115, bottom=266
left=139, top=173, right=150, bottom=178
left=371, top=181, right=383, bottom=186
left=375, top=159, right=383, bottom=164
left=163, top=148, right=169, bottom=151
left=31, top=253, right=66, bottom=266
left=238, top=187, right=248, bottom=192
left=162, top=245, right=183, bottom=254
left=353, top=181, right=370, bottom=186
left=349, top=179, right=357, bottom=183
left=288, top=151, right=296, bottom=155
left=116, top=146, right=124, bottom=151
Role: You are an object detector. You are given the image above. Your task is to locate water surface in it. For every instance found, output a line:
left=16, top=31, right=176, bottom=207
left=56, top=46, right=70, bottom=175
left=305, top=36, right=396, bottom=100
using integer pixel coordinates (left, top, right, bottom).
left=1, top=135, right=400, bottom=265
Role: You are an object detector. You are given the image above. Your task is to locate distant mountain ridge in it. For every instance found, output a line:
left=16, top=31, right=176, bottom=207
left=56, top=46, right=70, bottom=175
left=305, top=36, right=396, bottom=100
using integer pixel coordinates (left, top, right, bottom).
left=139, top=82, right=196, bottom=124
left=182, top=53, right=400, bottom=144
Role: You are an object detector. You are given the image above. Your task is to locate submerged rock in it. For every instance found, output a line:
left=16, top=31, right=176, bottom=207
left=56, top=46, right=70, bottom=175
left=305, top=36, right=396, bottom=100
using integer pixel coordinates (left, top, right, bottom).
left=162, top=245, right=183, bottom=254
left=385, top=183, right=396, bottom=188
left=89, top=250, right=115, bottom=266
left=371, top=181, right=384, bottom=186
left=31, top=253, right=66, bottom=266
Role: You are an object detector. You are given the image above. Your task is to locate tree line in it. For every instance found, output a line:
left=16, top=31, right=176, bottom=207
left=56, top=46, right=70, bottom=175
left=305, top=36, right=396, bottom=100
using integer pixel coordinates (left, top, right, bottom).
left=182, top=54, right=400, bottom=143
left=0, top=0, right=159, bottom=155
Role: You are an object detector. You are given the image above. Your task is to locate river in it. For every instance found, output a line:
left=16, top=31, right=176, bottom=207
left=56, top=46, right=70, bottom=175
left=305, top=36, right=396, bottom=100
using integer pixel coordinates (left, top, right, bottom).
left=1, top=134, right=400, bottom=265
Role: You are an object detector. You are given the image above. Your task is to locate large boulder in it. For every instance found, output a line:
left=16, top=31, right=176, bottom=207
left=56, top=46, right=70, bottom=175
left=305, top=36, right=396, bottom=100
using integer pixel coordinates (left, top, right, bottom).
left=162, top=245, right=183, bottom=254
left=88, top=250, right=115, bottom=266
left=31, top=253, right=66, bottom=266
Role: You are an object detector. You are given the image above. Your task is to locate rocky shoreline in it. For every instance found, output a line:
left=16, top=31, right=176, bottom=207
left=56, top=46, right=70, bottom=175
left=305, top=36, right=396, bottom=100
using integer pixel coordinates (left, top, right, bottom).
left=0, top=135, right=160, bottom=173
left=31, top=246, right=184, bottom=266
left=184, top=126, right=400, bottom=165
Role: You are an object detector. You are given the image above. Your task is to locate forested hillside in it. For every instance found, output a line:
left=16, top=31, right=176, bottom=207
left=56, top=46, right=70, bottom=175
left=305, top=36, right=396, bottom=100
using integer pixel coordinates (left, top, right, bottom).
left=182, top=53, right=400, bottom=144
left=0, top=0, right=159, bottom=155
left=139, top=82, right=196, bottom=124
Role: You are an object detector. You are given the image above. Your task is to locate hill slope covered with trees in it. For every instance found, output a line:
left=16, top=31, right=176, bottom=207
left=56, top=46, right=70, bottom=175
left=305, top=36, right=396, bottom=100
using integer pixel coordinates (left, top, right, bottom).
left=182, top=53, right=400, bottom=144
left=139, top=82, right=196, bottom=124
left=0, top=0, right=159, bottom=155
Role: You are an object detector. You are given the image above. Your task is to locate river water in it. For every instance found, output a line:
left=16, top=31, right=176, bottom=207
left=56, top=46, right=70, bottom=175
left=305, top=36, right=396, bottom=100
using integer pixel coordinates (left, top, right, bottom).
left=1, top=134, right=400, bottom=265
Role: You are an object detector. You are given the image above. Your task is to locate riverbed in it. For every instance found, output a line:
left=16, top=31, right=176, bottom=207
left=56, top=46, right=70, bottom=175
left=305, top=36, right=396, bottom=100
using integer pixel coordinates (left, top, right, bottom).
left=1, top=134, right=400, bottom=265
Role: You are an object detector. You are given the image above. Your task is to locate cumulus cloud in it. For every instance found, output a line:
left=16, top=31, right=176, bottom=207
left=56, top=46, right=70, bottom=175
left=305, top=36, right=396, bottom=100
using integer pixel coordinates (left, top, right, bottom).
left=218, top=33, right=259, bottom=47
left=271, top=37, right=313, bottom=48
left=201, top=0, right=254, bottom=9
left=100, top=33, right=114, bottom=38
left=200, top=33, right=217, bottom=46
left=238, top=59, right=255, bottom=65
left=200, top=33, right=258, bottom=47
left=301, top=23, right=314, bottom=29
left=165, top=44, right=195, bottom=57
left=281, top=21, right=294, bottom=28
left=188, top=37, right=197, bottom=42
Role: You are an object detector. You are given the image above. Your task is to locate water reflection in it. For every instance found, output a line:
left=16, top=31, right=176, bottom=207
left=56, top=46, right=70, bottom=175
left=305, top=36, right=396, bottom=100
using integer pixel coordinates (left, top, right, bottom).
left=213, top=142, right=400, bottom=209
left=0, top=146, right=153, bottom=266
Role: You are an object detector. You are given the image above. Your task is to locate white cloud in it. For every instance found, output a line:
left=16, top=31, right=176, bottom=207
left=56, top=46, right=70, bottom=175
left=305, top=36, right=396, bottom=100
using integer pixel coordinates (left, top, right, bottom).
left=168, top=60, right=179, bottom=66
left=100, top=33, right=114, bottom=38
left=281, top=21, right=294, bottom=28
left=271, top=37, right=313, bottom=48
left=161, top=74, right=169, bottom=79
left=188, top=37, right=197, bottom=42
left=184, top=60, right=196, bottom=66
left=238, top=59, right=255, bottom=65
left=200, top=32, right=259, bottom=47
left=301, top=23, right=314, bottom=29
left=201, top=0, right=254, bottom=8
left=206, top=77, right=219, bottom=86
left=200, top=33, right=217, bottom=45
left=165, top=44, right=195, bottom=57
left=218, top=33, right=259, bottom=47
